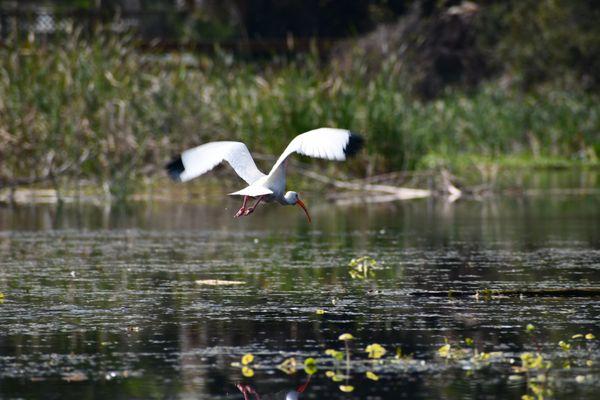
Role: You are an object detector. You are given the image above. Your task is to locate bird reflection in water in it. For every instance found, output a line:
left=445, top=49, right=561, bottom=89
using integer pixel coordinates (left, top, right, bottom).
left=236, top=375, right=311, bottom=400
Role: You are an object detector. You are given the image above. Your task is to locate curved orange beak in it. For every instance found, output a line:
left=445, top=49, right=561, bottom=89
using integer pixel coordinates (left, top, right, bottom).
left=296, top=199, right=312, bottom=223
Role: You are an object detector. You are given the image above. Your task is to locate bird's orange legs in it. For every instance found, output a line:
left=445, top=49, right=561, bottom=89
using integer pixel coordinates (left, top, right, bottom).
left=234, top=196, right=264, bottom=218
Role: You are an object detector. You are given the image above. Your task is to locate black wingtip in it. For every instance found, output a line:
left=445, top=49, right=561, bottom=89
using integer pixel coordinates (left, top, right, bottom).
left=344, top=132, right=365, bottom=158
left=165, top=156, right=184, bottom=182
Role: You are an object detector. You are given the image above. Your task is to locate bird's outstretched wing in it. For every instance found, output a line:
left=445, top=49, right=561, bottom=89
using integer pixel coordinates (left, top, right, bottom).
left=268, top=128, right=363, bottom=176
left=166, top=141, right=265, bottom=184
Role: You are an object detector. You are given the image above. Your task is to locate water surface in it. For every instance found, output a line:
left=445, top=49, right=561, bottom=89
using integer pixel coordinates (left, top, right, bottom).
left=0, top=185, right=599, bottom=399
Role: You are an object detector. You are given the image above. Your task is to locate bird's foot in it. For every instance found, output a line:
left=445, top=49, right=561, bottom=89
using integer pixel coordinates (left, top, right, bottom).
left=234, top=208, right=246, bottom=218
left=236, top=383, right=258, bottom=400
left=243, top=207, right=255, bottom=216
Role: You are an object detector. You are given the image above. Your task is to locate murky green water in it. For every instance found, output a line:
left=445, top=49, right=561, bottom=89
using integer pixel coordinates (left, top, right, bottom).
left=1, top=181, right=599, bottom=399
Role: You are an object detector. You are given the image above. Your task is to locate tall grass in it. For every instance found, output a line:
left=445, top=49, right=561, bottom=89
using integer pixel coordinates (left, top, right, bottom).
left=0, top=31, right=598, bottom=196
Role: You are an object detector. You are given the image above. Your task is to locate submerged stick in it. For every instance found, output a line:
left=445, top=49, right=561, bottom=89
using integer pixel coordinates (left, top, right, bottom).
left=410, top=288, right=600, bottom=298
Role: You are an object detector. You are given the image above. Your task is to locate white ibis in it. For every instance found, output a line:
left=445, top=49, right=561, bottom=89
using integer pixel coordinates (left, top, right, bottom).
left=166, top=128, right=364, bottom=222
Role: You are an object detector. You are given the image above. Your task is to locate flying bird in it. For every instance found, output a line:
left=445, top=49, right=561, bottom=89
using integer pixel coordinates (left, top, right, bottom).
left=166, top=128, right=364, bottom=222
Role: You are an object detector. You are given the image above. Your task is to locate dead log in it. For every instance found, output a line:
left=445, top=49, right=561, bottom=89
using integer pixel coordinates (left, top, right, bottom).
left=299, top=169, right=431, bottom=200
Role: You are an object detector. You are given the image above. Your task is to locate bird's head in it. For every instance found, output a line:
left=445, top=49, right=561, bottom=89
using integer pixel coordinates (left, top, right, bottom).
left=284, top=191, right=311, bottom=223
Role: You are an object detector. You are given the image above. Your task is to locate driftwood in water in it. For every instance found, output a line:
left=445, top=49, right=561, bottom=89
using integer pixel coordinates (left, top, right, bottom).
left=410, top=288, right=600, bottom=298
left=299, top=169, right=431, bottom=201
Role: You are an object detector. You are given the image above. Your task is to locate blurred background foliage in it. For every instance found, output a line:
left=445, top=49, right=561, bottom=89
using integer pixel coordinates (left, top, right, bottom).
left=0, top=0, right=598, bottom=197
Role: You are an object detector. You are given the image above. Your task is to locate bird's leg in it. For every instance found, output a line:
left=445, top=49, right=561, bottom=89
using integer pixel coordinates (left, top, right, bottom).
left=243, top=196, right=264, bottom=216
left=234, top=196, right=249, bottom=218
left=249, top=386, right=260, bottom=400
left=236, top=384, right=251, bottom=400
left=235, top=383, right=260, bottom=400
left=296, top=374, right=312, bottom=393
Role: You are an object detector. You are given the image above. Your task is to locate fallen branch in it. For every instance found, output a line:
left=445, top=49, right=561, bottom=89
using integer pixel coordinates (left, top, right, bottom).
left=299, top=169, right=431, bottom=200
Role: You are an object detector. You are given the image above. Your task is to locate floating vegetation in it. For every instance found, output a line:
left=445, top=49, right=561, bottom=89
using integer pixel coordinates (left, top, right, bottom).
left=517, top=352, right=553, bottom=400
left=233, top=324, right=598, bottom=398
left=366, top=343, right=386, bottom=359
left=304, top=358, right=317, bottom=375
left=348, top=256, right=381, bottom=280
left=325, top=349, right=345, bottom=361
left=232, top=353, right=256, bottom=378
left=339, top=384, right=354, bottom=393
left=558, top=340, right=571, bottom=351
left=366, top=371, right=380, bottom=381
left=517, top=353, right=552, bottom=372
left=278, top=357, right=297, bottom=375
left=338, top=333, right=355, bottom=341
left=241, top=353, right=254, bottom=365
left=437, top=340, right=470, bottom=361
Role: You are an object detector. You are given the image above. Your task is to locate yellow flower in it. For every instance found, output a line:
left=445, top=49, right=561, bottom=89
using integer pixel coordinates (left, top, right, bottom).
left=338, top=333, right=354, bottom=341
left=365, top=343, right=386, bottom=359
left=325, top=349, right=344, bottom=361
left=325, top=370, right=335, bottom=378
left=316, top=309, right=326, bottom=315
left=242, top=353, right=254, bottom=365
left=242, top=366, right=254, bottom=377
left=585, top=333, right=595, bottom=340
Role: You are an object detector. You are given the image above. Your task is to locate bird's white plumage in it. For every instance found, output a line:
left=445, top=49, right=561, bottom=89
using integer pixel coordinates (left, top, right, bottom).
left=179, top=141, right=265, bottom=184
left=170, top=128, right=360, bottom=204
left=268, top=128, right=353, bottom=176
left=228, top=185, right=273, bottom=197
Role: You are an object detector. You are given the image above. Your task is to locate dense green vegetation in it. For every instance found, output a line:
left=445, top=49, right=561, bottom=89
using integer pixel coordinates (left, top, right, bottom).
left=0, top=21, right=598, bottom=196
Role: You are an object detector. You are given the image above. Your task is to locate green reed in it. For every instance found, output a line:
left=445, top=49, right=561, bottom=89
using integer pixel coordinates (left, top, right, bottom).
left=1, top=31, right=597, bottom=197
